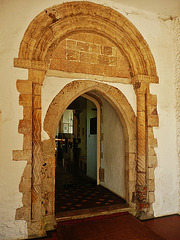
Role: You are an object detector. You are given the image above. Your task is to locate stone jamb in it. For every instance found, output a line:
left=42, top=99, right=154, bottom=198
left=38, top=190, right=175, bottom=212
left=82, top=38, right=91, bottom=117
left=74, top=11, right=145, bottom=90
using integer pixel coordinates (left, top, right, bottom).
left=132, top=76, right=159, bottom=219
left=13, top=1, right=159, bottom=237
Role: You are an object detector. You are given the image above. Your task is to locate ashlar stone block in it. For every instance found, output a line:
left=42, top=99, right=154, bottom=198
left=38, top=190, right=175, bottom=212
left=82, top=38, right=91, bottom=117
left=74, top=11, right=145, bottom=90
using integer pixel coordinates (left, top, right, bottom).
left=16, top=80, right=32, bottom=94
left=19, top=94, right=32, bottom=107
left=15, top=206, right=31, bottom=220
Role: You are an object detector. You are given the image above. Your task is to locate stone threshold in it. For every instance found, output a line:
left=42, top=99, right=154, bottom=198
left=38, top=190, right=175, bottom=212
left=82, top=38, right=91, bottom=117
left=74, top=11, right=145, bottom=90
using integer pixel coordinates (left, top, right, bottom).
left=56, top=203, right=131, bottom=222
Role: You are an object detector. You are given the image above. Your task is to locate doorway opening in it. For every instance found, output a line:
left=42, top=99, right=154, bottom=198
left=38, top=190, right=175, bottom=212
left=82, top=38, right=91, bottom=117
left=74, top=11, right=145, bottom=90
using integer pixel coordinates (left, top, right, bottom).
left=55, top=93, right=127, bottom=215
left=55, top=96, right=97, bottom=181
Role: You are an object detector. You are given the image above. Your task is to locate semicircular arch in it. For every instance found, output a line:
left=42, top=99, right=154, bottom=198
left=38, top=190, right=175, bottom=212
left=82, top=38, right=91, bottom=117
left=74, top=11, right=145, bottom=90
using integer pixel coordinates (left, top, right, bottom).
left=18, top=1, right=157, bottom=77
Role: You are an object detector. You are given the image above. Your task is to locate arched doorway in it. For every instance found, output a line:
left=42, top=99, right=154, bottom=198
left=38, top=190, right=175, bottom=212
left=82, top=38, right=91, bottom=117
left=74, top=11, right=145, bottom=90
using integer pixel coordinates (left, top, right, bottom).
left=54, top=91, right=127, bottom=216
left=14, top=1, right=159, bottom=237
left=43, top=80, right=136, bottom=220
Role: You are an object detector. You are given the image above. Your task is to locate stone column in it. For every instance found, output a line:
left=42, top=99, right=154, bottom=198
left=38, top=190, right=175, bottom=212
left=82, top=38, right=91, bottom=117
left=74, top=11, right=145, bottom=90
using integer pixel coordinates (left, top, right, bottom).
left=28, top=69, right=45, bottom=236
left=133, top=78, right=149, bottom=217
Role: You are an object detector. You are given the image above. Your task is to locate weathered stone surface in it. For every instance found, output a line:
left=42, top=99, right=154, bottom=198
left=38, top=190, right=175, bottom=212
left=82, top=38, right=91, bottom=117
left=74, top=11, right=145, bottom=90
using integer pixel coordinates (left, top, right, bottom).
left=137, top=140, right=146, bottom=155
left=137, top=155, right=146, bottom=172
left=16, top=80, right=32, bottom=94
left=43, top=215, right=56, bottom=231
left=31, top=200, right=42, bottom=220
left=147, top=104, right=158, bottom=115
left=147, top=127, right=154, bottom=139
left=42, top=139, right=55, bottom=158
left=137, top=93, right=146, bottom=112
left=27, top=220, right=45, bottom=238
left=15, top=206, right=31, bottom=220
left=23, top=134, right=32, bottom=150
left=149, top=192, right=155, bottom=204
left=18, top=119, right=32, bottom=134
left=148, top=155, right=158, bottom=168
left=137, top=173, right=146, bottom=186
left=148, top=179, right=155, bottom=191
left=129, top=167, right=136, bottom=181
left=22, top=192, right=31, bottom=207
left=14, top=58, right=48, bottom=71
left=12, top=150, right=31, bottom=162
left=33, top=96, right=41, bottom=109
left=149, top=138, right=158, bottom=148
left=147, top=115, right=159, bottom=127
left=32, top=84, right=41, bottom=95
left=18, top=2, right=157, bottom=76
left=19, top=94, right=32, bottom=106
left=129, top=153, right=136, bottom=170
left=23, top=163, right=32, bottom=178
left=28, top=69, right=45, bottom=84
left=137, top=125, right=146, bottom=140
left=128, top=181, right=136, bottom=202
left=148, top=168, right=155, bottom=180
left=147, top=94, right=157, bottom=106
left=42, top=179, right=53, bottom=192
left=19, top=177, right=31, bottom=193
left=23, top=107, right=32, bottom=120
left=50, top=33, right=129, bottom=78
left=134, top=82, right=148, bottom=93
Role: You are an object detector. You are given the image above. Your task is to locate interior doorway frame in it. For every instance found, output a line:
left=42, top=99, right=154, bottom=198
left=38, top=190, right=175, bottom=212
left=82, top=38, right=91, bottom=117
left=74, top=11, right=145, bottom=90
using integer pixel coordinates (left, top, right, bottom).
left=13, top=1, right=159, bottom=238
left=82, top=93, right=101, bottom=185
left=43, top=79, right=136, bottom=220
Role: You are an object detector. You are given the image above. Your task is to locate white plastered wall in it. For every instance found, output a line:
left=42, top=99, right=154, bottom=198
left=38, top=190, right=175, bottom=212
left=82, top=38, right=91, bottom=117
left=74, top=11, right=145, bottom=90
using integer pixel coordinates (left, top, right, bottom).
left=100, top=96, right=126, bottom=199
left=0, top=0, right=179, bottom=239
left=129, top=14, right=179, bottom=217
left=173, top=17, right=180, bottom=214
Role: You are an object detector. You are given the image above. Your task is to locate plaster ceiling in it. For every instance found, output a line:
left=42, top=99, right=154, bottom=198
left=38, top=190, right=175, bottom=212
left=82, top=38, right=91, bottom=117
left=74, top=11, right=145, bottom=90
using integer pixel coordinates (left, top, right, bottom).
left=111, top=0, right=180, bottom=18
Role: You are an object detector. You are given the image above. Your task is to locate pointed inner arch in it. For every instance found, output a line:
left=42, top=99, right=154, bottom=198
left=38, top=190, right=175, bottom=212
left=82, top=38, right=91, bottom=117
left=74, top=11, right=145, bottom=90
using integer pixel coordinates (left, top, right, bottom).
left=43, top=80, right=136, bottom=204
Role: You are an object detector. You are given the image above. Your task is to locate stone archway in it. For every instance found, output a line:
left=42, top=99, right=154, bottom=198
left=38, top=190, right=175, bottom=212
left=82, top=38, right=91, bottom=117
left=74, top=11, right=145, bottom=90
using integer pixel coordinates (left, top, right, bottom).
left=13, top=1, right=159, bottom=238
left=43, top=80, right=136, bottom=222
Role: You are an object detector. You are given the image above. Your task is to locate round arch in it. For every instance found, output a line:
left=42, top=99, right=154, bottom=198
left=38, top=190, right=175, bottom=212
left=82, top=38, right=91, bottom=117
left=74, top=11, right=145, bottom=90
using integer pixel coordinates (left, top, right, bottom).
left=14, top=1, right=159, bottom=237
left=17, top=1, right=157, bottom=78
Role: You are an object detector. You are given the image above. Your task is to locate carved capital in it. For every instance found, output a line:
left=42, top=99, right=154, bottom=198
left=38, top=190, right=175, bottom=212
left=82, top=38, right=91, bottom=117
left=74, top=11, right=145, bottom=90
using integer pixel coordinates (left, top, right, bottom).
left=132, top=75, right=158, bottom=94
left=132, top=75, right=159, bottom=84
left=28, top=69, right=46, bottom=85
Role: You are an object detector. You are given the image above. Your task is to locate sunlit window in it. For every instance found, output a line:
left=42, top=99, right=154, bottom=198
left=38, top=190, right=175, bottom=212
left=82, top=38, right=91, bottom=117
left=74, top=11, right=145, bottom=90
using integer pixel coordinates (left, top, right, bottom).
left=62, top=109, right=73, bottom=134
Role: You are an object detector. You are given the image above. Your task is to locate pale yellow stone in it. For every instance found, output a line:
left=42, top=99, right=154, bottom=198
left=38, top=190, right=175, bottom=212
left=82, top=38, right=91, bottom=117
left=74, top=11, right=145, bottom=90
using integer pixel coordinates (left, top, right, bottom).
left=16, top=80, right=32, bottom=94
left=148, top=168, right=154, bottom=180
left=149, top=192, right=155, bottom=204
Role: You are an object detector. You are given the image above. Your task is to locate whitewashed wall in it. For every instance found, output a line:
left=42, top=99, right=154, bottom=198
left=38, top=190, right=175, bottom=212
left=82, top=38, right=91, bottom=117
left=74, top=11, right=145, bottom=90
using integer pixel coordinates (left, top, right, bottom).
left=0, top=0, right=179, bottom=239
left=100, top=96, right=126, bottom=199
left=173, top=17, right=180, bottom=214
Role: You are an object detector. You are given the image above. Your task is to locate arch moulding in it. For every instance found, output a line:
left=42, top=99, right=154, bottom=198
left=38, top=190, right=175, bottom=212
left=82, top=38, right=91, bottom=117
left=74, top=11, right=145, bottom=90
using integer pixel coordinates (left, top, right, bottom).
left=13, top=1, right=159, bottom=238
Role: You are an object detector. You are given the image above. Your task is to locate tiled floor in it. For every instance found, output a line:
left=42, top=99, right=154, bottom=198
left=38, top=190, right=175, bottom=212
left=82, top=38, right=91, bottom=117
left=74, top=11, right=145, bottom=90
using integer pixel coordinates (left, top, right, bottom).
left=30, top=164, right=180, bottom=240
left=55, top=164, right=126, bottom=213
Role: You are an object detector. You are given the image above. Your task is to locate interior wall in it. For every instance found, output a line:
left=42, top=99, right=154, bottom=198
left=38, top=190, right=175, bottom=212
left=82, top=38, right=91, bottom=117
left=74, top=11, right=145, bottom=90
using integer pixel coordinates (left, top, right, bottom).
left=100, top=97, right=126, bottom=199
left=78, top=105, right=87, bottom=159
left=87, top=100, right=97, bottom=180
left=173, top=17, right=180, bottom=214
left=0, top=0, right=179, bottom=239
